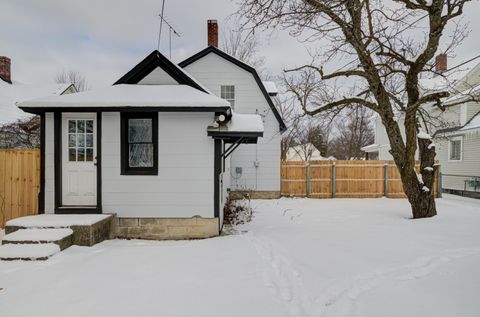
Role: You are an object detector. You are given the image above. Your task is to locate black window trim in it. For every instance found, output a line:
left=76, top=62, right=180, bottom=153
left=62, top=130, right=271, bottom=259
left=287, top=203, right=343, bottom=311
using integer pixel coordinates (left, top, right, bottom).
left=120, top=112, right=158, bottom=175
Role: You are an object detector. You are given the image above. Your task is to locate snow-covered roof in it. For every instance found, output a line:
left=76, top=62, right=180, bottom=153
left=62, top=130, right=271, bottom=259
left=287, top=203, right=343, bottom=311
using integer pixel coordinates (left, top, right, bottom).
left=442, top=83, right=480, bottom=106
left=361, top=143, right=391, bottom=152
left=207, top=111, right=264, bottom=140
left=18, top=84, right=230, bottom=110
left=226, top=112, right=264, bottom=133
left=0, top=81, right=72, bottom=124
left=262, top=81, right=278, bottom=96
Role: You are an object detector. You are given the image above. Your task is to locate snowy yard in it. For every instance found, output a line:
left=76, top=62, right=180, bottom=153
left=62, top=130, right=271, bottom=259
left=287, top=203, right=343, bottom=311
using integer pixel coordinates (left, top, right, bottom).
left=1, top=194, right=480, bottom=317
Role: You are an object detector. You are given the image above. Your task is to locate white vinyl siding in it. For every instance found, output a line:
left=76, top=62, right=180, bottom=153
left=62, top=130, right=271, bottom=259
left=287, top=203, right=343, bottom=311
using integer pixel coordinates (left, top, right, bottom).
left=44, top=112, right=55, bottom=213
left=435, top=130, right=480, bottom=190
left=137, top=67, right=179, bottom=85
left=101, top=112, right=214, bottom=218
left=183, top=53, right=281, bottom=192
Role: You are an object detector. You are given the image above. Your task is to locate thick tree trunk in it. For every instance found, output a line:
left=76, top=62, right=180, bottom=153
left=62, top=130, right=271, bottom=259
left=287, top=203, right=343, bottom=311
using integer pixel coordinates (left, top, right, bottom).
left=408, top=190, right=437, bottom=218
left=397, top=135, right=438, bottom=219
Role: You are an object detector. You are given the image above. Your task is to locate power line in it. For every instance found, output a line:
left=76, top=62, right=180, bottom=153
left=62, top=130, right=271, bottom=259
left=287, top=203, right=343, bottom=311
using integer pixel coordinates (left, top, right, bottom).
left=446, top=54, right=480, bottom=73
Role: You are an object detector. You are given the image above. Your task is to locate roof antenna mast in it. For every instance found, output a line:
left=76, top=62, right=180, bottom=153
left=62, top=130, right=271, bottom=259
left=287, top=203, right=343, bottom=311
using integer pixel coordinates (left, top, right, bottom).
left=157, top=0, right=181, bottom=59
left=156, top=0, right=166, bottom=51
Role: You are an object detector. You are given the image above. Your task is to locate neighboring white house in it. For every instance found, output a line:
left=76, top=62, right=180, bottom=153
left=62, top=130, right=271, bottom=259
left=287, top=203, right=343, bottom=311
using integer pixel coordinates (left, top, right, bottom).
left=18, top=50, right=265, bottom=239
left=179, top=20, right=286, bottom=199
left=0, top=56, right=76, bottom=125
left=286, top=143, right=333, bottom=161
left=362, top=56, right=480, bottom=195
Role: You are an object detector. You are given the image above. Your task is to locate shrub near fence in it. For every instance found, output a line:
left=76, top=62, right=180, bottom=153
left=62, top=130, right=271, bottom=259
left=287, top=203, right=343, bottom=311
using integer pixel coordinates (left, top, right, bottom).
left=0, top=149, right=40, bottom=227
left=281, top=160, right=440, bottom=199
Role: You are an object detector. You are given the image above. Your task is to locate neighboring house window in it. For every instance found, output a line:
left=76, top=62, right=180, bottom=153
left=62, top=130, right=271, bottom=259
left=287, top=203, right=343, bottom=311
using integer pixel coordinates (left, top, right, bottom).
left=121, top=113, right=158, bottom=175
left=220, top=85, right=235, bottom=109
left=449, top=136, right=462, bottom=161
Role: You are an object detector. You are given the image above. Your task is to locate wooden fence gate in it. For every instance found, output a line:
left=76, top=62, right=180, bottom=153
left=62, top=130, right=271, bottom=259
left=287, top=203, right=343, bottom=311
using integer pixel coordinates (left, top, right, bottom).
left=0, top=149, right=40, bottom=227
left=281, top=160, right=440, bottom=198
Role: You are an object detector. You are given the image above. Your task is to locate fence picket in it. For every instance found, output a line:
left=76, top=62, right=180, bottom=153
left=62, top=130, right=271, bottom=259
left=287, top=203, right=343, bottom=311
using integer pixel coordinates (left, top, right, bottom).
left=0, top=149, right=40, bottom=227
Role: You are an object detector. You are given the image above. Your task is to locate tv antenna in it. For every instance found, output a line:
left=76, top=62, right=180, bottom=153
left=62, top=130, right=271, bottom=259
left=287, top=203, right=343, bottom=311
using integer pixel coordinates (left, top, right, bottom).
left=156, top=0, right=181, bottom=59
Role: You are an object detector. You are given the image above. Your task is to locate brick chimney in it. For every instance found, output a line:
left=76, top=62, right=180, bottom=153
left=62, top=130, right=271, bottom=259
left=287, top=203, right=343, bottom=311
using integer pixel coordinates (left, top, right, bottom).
left=0, top=56, right=11, bottom=83
left=435, top=53, right=447, bottom=73
left=207, top=20, right=218, bottom=48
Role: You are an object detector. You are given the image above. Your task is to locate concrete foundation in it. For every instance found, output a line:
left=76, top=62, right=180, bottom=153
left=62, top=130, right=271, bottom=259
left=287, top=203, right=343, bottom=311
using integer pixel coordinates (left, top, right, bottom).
left=229, top=191, right=281, bottom=200
left=116, top=216, right=219, bottom=240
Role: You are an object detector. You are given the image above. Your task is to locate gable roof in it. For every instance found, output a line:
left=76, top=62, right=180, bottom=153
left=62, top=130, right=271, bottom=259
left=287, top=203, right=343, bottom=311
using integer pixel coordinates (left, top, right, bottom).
left=114, top=50, right=208, bottom=93
left=179, top=46, right=286, bottom=131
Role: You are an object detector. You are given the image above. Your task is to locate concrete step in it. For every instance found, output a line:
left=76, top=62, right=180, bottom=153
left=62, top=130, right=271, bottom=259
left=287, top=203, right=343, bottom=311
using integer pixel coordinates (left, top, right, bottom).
left=2, top=228, right=74, bottom=251
left=0, top=243, right=61, bottom=261
left=5, top=214, right=115, bottom=246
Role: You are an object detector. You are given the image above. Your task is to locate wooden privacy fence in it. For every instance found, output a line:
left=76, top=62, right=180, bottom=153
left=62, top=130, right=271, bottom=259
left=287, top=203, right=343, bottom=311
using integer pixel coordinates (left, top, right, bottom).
left=0, top=149, right=40, bottom=227
left=281, top=160, right=440, bottom=199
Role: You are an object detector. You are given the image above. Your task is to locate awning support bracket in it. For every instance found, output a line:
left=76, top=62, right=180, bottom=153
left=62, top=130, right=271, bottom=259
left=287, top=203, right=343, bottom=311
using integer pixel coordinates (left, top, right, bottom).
left=222, top=137, right=245, bottom=159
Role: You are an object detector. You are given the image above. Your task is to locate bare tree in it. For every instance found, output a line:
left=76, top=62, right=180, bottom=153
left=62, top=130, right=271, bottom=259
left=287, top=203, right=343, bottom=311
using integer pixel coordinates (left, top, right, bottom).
left=55, top=69, right=88, bottom=91
left=291, top=121, right=329, bottom=160
left=221, top=26, right=267, bottom=76
left=238, top=0, right=475, bottom=218
left=329, top=107, right=375, bottom=160
left=0, top=116, right=40, bottom=148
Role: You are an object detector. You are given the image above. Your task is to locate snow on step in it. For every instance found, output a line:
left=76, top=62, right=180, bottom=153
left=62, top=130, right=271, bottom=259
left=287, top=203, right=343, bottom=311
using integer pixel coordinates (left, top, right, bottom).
left=6, top=214, right=110, bottom=228
left=2, top=228, right=73, bottom=243
left=0, top=243, right=60, bottom=261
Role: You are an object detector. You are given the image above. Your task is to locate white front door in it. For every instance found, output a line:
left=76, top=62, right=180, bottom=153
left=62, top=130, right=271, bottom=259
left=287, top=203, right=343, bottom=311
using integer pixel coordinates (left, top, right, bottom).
left=62, top=114, right=97, bottom=206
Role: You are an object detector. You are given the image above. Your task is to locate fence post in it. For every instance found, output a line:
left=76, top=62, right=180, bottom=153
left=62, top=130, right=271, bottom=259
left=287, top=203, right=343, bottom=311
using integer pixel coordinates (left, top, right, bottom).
left=306, top=162, right=311, bottom=197
left=384, top=163, right=388, bottom=197
left=332, top=162, right=336, bottom=198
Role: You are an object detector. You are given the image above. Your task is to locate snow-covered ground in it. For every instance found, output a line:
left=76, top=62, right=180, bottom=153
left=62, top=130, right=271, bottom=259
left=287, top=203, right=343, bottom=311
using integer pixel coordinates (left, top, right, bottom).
left=1, top=194, right=479, bottom=317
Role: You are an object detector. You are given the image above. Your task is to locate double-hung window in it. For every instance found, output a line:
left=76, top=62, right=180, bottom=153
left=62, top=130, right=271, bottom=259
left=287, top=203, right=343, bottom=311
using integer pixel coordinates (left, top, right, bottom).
left=121, top=113, right=158, bottom=175
left=220, top=85, right=235, bottom=109
left=449, top=136, right=462, bottom=161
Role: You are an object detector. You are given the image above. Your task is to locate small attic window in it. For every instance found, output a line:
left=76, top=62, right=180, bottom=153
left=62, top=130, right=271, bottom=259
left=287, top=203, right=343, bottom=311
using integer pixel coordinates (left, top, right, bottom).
left=220, top=85, right=235, bottom=109
left=121, top=113, right=158, bottom=175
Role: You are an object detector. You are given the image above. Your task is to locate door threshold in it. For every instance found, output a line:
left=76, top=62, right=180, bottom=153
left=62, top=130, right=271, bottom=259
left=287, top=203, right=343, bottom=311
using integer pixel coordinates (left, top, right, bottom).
left=55, top=206, right=101, bottom=214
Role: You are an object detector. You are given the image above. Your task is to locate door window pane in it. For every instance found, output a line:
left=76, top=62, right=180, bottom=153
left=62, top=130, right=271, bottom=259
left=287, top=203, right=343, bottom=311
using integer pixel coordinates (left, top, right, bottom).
left=86, top=134, right=93, bottom=147
left=77, top=148, right=85, bottom=161
left=77, top=120, right=85, bottom=133
left=86, top=148, right=94, bottom=161
left=86, top=120, right=94, bottom=133
left=69, top=121, right=76, bottom=133
left=69, top=149, right=76, bottom=161
left=67, top=119, right=94, bottom=162
left=77, top=134, right=85, bottom=147
left=68, top=134, right=76, bottom=147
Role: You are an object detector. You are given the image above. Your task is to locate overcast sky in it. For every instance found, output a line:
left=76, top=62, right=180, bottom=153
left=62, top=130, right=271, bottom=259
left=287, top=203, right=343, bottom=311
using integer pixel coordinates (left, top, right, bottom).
left=1, top=0, right=479, bottom=88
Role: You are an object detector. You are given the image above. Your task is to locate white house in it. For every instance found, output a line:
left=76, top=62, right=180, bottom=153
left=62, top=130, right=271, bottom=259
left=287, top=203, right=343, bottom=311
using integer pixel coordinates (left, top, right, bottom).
left=362, top=56, right=480, bottom=195
left=179, top=20, right=286, bottom=199
left=0, top=56, right=76, bottom=125
left=18, top=50, right=265, bottom=239
left=286, top=143, right=333, bottom=161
